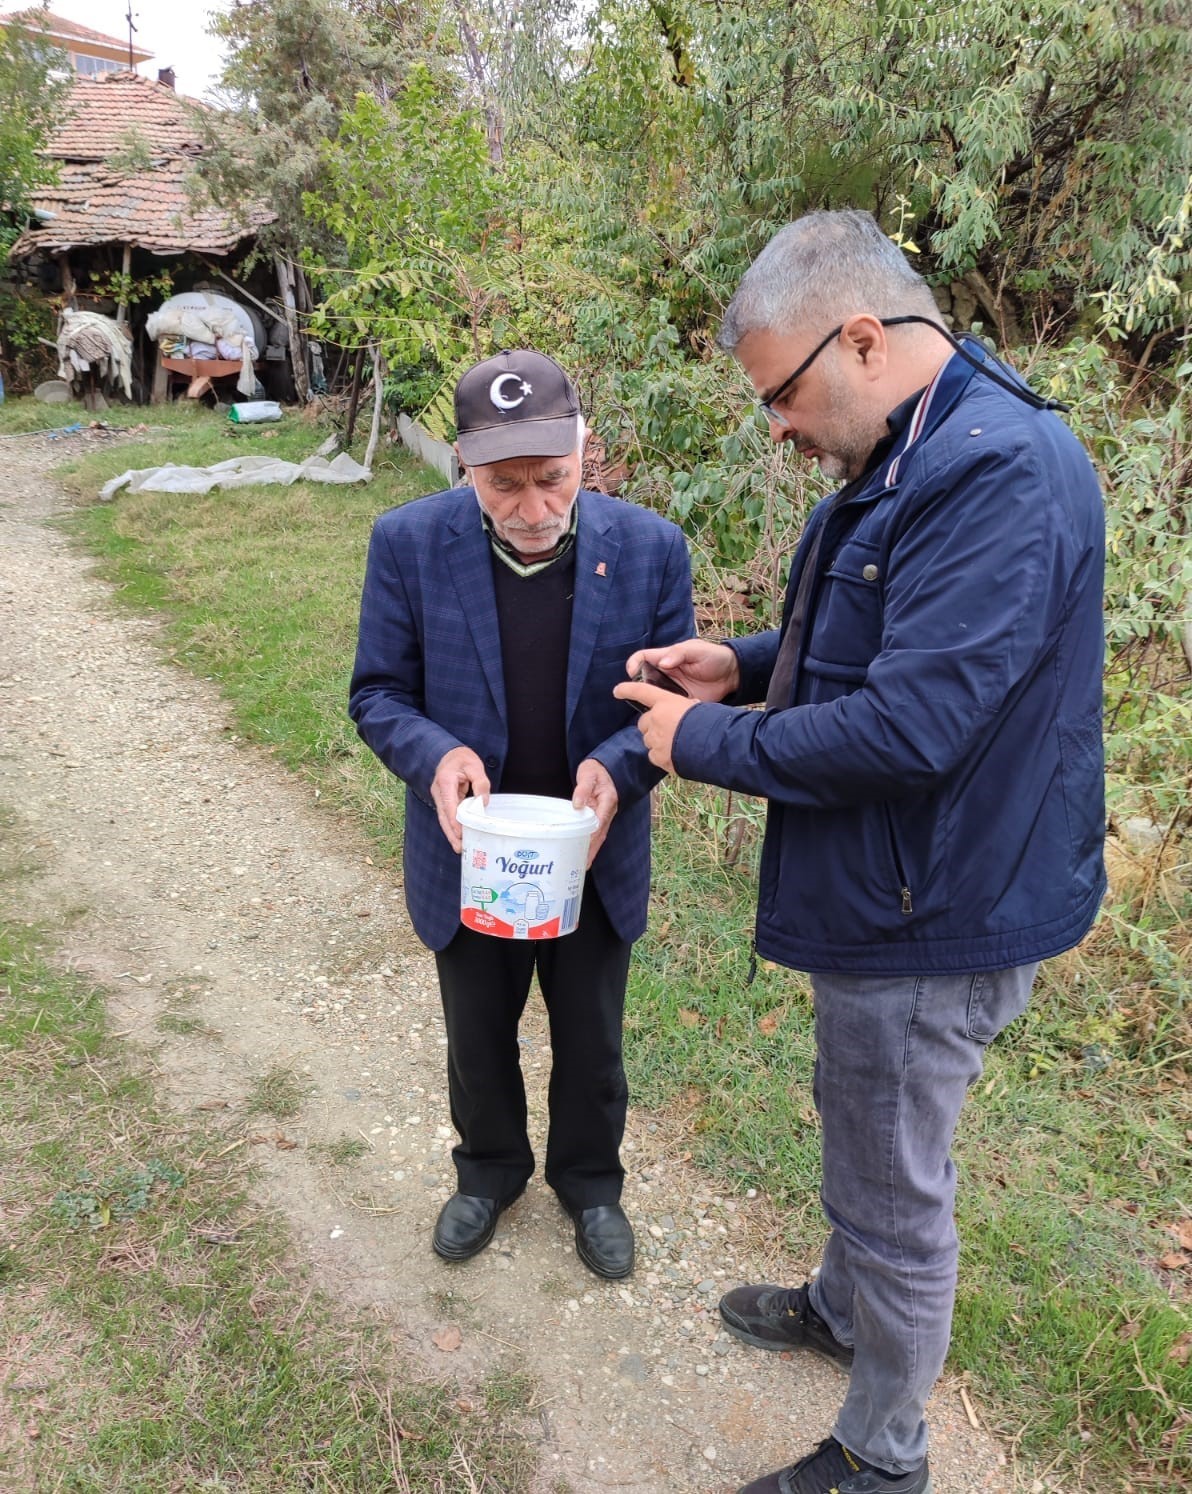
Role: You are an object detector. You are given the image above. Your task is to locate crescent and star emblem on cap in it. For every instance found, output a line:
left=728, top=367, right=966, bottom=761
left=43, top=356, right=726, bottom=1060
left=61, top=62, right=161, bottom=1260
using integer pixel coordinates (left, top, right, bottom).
left=490, top=374, right=533, bottom=411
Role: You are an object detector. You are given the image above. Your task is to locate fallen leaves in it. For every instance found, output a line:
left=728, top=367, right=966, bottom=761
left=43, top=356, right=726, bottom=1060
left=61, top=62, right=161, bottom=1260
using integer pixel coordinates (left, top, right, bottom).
left=1157, top=1220, right=1192, bottom=1272
left=1163, top=1219, right=1192, bottom=1251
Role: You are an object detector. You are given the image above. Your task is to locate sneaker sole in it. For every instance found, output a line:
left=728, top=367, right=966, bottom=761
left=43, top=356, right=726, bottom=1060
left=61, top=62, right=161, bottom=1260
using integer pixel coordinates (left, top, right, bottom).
left=720, top=1317, right=854, bottom=1371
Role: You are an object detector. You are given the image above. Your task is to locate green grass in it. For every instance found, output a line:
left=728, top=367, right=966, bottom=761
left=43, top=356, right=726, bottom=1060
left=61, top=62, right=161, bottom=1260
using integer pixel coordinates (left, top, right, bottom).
left=0, top=827, right=537, bottom=1490
left=25, top=392, right=1191, bottom=1490
left=246, top=1063, right=311, bottom=1121
left=311, top=1135, right=372, bottom=1165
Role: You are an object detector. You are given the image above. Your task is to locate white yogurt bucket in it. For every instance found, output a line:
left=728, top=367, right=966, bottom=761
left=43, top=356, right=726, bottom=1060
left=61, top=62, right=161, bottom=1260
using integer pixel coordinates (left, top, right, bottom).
left=455, top=794, right=599, bottom=940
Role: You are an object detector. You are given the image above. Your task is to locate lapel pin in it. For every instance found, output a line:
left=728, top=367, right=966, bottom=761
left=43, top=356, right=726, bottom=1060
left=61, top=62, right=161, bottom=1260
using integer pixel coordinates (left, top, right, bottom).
left=595, top=561, right=607, bottom=577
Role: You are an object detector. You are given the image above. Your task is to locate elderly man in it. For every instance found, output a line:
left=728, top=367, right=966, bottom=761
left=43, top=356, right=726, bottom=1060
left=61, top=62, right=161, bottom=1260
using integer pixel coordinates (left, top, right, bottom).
left=350, top=350, right=694, bottom=1279
left=617, top=211, right=1105, bottom=1492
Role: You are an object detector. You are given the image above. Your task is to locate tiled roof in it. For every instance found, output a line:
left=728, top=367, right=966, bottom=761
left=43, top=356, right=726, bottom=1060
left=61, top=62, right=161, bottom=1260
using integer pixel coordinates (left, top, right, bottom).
left=9, top=72, right=273, bottom=259
left=47, top=70, right=207, bottom=162
left=0, top=8, right=153, bottom=61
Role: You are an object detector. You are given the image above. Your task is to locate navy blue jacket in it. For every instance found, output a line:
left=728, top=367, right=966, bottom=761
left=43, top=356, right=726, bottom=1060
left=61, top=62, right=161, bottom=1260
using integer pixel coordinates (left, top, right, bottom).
left=349, top=487, right=695, bottom=951
left=673, top=348, right=1106, bottom=974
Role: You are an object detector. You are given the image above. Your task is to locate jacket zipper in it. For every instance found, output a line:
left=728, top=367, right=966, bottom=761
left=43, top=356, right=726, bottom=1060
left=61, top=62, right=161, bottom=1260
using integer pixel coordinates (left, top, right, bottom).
left=884, top=806, right=914, bottom=915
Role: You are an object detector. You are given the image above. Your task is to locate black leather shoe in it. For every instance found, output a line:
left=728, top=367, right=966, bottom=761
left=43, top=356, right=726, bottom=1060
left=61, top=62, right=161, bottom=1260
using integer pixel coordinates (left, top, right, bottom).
left=432, top=1189, right=522, bottom=1262
left=566, top=1202, right=635, bottom=1279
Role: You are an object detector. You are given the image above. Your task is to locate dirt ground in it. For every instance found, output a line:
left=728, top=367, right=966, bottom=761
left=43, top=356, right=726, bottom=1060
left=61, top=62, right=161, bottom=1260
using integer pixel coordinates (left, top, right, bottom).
left=0, top=433, right=1024, bottom=1492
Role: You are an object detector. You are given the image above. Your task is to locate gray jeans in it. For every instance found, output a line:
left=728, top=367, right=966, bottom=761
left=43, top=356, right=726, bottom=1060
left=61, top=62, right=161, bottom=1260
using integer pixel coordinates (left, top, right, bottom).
left=806, top=965, right=1037, bottom=1473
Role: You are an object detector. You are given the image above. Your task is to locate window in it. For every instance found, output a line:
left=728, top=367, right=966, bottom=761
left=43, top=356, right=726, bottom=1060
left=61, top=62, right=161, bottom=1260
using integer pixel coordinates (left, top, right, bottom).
left=73, top=53, right=123, bottom=77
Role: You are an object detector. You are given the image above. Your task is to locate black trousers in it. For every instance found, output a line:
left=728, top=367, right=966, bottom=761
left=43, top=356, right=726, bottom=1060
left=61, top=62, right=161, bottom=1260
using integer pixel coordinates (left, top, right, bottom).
left=433, top=882, right=632, bottom=1209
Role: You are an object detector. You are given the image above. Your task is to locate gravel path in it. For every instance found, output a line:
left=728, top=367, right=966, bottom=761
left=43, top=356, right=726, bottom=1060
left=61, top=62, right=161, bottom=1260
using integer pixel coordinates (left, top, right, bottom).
left=0, top=432, right=1025, bottom=1493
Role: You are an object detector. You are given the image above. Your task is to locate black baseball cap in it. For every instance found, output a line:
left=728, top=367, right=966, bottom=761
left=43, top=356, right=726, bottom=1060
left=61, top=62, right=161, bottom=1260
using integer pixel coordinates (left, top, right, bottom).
left=454, top=350, right=582, bottom=466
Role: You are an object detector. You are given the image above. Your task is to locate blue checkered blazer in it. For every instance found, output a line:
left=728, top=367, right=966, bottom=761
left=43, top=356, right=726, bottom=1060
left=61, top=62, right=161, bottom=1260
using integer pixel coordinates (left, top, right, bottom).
left=349, top=486, right=695, bottom=950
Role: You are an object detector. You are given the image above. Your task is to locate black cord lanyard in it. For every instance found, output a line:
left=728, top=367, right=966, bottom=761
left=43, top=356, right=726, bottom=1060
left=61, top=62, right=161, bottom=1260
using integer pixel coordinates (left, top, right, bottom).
left=878, top=315, right=1070, bottom=413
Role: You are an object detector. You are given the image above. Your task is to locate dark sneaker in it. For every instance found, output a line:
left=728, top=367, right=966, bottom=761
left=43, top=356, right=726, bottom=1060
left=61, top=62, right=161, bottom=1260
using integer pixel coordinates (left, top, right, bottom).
left=719, top=1281, right=853, bottom=1370
left=739, top=1437, right=932, bottom=1494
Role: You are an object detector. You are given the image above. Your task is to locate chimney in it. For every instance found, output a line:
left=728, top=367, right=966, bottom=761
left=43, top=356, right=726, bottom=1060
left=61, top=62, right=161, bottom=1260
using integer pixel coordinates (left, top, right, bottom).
left=157, top=66, right=176, bottom=90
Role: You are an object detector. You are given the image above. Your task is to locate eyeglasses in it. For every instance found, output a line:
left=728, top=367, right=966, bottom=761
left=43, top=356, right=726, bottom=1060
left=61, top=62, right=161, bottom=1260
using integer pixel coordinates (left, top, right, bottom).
left=757, top=325, right=843, bottom=427
left=757, top=315, right=927, bottom=427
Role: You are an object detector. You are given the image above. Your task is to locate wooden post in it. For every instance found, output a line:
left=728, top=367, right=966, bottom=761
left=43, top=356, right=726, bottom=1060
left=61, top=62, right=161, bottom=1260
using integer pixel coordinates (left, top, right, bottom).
left=274, top=254, right=310, bottom=403
left=363, top=343, right=385, bottom=472
left=115, top=244, right=132, bottom=325
left=293, top=265, right=324, bottom=393
left=343, top=346, right=366, bottom=445
left=151, top=344, right=169, bottom=404
left=57, top=254, right=77, bottom=309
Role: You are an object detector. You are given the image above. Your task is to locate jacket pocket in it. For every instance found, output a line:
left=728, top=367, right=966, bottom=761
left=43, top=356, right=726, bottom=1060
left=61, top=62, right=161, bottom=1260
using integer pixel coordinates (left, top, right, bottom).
left=810, top=537, right=884, bottom=670
left=884, top=804, right=914, bottom=916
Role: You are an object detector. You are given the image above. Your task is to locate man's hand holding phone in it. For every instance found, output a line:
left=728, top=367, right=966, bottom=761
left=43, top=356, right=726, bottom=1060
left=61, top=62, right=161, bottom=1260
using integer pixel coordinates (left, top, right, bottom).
left=624, top=660, right=691, bottom=713
left=614, top=639, right=739, bottom=772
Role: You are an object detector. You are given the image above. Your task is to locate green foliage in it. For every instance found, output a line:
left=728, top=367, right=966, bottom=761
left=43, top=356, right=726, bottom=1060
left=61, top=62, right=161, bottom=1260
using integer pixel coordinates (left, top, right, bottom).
left=823, top=0, right=1192, bottom=337
left=1027, top=339, right=1192, bottom=877
left=0, top=16, right=70, bottom=253
left=103, top=126, right=155, bottom=176
left=0, top=283, right=57, bottom=392
left=52, top=1160, right=185, bottom=1231
left=304, top=68, right=501, bottom=415
left=194, top=0, right=418, bottom=258
left=87, top=266, right=175, bottom=311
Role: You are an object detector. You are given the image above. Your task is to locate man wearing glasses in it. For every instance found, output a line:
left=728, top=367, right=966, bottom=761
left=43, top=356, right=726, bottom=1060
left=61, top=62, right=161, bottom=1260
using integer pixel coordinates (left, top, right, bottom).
left=616, top=210, right=1106, bottom=1494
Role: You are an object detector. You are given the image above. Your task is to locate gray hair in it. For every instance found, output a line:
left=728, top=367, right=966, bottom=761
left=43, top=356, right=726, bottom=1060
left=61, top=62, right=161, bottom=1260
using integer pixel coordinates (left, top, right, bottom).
left=717, top=210, right=942, bottom=352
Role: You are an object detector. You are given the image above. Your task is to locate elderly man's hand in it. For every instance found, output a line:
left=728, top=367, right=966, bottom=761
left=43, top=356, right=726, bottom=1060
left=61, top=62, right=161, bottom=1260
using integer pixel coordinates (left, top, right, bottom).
left=573, top=758, right=619, bottom=867
left=430, top=746, right=490, bottom=852
left=611, top=684, right=700, bottom=773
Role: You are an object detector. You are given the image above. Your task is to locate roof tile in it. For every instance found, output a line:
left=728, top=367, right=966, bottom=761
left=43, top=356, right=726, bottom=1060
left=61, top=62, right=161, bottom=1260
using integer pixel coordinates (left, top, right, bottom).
left=10, top=72, right=273, bottom=258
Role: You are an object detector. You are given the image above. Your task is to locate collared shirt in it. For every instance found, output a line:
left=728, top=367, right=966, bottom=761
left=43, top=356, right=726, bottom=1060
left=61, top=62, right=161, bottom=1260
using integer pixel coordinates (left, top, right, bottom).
left=481, top=503, right=579, bottom=577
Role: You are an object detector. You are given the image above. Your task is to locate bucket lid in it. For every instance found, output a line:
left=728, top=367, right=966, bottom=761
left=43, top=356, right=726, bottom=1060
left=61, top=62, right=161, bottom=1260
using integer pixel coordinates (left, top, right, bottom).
left=456, top=793, right=599, bottom=839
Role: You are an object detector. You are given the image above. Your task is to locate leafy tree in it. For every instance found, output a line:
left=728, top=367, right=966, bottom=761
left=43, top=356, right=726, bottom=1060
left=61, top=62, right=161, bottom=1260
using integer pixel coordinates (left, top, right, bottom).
left=303, top=64, right=504, bottom=426
left=194, top=0, right=424, bottom=256
left=0, top=11, right=70, bottom=255
left=500, top=0, right=1192, bottom=345
left=825, top=0, right=1192, bottom=341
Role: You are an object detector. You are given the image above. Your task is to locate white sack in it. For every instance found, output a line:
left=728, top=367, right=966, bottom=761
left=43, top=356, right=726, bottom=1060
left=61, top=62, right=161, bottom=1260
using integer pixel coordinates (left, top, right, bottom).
left=100, top=451, right=372, bottom=499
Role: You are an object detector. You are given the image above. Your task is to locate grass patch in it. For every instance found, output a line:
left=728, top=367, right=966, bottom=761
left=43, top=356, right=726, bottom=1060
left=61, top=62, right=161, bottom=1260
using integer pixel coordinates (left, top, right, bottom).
left=480, top=1363, right=539, bottom=1416
left=246, top=1063, right=311, bottom=1121
left=155, top=1011, right=220, bottom=1038
left=311, top=1135, right=371, bottom=1165
left=34, top=391, right=1192, bottom=1489
left=0, top=817, right=537, bottom=1491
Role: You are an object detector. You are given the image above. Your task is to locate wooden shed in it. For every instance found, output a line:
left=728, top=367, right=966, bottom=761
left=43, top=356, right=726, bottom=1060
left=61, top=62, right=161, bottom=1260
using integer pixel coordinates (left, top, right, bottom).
left=5, top=65, right=296, bottom=403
